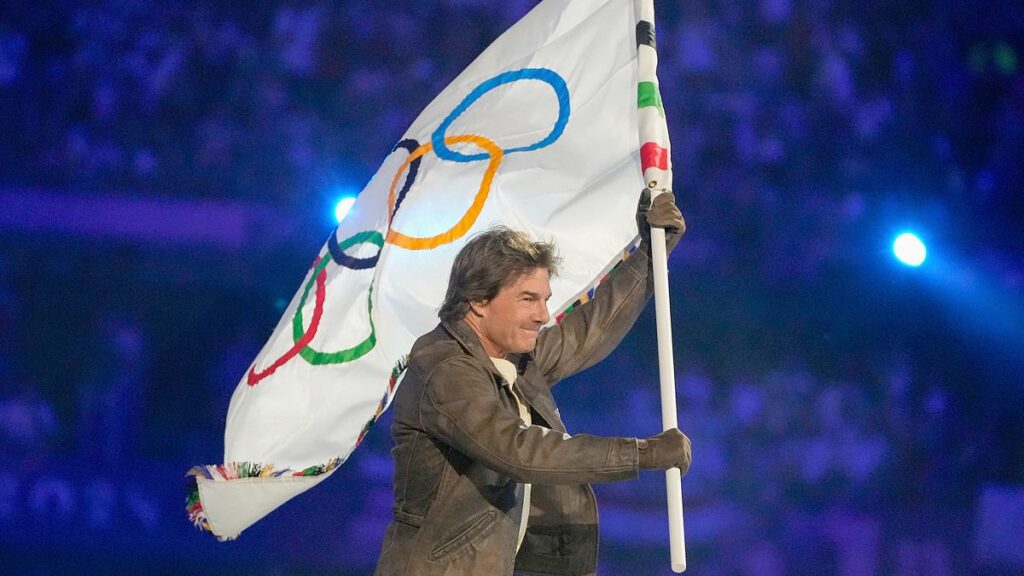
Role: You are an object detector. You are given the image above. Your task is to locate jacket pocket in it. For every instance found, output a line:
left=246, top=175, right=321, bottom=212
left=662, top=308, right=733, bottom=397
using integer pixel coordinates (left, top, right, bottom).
left=429, top=510, right=497, bottom=561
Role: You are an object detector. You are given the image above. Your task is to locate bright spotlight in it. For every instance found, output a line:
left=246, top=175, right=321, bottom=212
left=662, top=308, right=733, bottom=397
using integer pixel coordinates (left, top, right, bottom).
left=334, top=196, right=357, bottom=223
left=893, top=232, right=927, bottom=267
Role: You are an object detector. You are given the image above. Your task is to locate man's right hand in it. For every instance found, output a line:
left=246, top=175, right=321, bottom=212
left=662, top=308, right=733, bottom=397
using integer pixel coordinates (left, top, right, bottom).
left=637, top=428, right=691, bottom=474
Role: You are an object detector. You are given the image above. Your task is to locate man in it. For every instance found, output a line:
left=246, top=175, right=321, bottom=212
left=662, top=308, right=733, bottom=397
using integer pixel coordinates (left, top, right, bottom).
left=375, top=190, right=691, bottom=576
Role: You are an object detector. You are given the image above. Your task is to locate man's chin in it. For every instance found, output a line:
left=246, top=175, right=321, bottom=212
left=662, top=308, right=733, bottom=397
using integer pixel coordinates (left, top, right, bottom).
left=507, top=336, right=538, bottom=354
left=519, top=335, right=540, bottom=353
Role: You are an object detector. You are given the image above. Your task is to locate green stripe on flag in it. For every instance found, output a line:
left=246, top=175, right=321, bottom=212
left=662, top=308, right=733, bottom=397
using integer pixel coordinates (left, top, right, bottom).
left=638, top=82, right=664, bottom=116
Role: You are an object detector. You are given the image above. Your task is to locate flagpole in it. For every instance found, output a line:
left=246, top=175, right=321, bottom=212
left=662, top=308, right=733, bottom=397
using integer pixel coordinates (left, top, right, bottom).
left=634, top=0, right=686, bottom=568
left=649, top=222, right=687, bottom=573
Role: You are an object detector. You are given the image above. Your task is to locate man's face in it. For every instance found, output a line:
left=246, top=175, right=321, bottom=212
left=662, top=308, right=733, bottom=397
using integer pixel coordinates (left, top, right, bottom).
left=469, top=267, right=552, bottom=356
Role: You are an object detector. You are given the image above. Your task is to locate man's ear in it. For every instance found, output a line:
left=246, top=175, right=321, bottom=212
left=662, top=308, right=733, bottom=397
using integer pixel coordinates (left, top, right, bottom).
left=468, top=299, right=489, bottom=317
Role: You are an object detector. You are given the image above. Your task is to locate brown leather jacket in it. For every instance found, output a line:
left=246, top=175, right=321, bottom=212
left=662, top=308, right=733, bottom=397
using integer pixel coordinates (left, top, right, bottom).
left=374, top=247, right=655, bottom=576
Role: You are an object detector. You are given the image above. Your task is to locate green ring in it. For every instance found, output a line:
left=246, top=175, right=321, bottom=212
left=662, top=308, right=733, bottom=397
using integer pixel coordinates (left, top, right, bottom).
left=292, top=233, right=378, bottom=366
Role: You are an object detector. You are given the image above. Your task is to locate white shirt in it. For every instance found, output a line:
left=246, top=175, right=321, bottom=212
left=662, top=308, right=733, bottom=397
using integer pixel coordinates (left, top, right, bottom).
left=490, top=357, right=531, bottom=552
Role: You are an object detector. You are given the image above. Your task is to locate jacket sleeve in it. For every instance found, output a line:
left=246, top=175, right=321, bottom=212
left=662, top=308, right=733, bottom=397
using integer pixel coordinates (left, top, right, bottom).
left=532, top=244, right=653, bottom=386
left=419, top=356, right=639, bottom=485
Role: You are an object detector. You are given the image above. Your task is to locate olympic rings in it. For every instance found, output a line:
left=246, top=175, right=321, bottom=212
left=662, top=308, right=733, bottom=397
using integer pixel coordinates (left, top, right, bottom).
left=247, top=256, right=328, bottom=386
left=292, top=251, right=377, bottom=366
left=249, top=68, right=573, bottom=384
left=385, top=134, right=503, bottom=251
left=431, top=68, right=570, bottom=163
left=328, top=230, right=385, bottom=270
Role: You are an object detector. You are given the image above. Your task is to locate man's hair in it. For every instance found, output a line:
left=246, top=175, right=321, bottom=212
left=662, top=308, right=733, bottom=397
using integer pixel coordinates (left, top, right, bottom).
left=439, top=226, right=561, bottom=323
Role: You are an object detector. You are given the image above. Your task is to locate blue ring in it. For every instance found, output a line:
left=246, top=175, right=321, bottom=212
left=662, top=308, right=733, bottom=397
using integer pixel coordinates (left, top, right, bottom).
left=431, top=68, right=570, bottom=163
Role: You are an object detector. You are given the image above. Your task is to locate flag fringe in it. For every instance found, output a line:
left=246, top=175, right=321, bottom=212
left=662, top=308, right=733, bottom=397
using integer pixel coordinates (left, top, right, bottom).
left=186, top=356, right=409, bottom=539
left=185, top=457, right=343, bottom=538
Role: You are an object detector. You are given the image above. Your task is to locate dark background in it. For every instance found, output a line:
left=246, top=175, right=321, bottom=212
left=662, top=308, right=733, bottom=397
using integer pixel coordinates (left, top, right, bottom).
left=1, top=0, right=1022, bottom=574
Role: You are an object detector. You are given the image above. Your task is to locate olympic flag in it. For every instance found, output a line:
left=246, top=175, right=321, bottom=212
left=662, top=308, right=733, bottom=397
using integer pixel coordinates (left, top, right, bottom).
left=187, top=0, right=674, bottom=542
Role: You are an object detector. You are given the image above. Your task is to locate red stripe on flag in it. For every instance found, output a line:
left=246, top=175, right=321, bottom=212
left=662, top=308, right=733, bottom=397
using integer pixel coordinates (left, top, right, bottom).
left=640, top=142, right=668, bottom=172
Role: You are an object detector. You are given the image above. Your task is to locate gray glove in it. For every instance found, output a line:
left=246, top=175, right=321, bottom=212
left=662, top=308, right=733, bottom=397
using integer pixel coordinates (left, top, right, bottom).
left=638, top=428, right=692, bottom=474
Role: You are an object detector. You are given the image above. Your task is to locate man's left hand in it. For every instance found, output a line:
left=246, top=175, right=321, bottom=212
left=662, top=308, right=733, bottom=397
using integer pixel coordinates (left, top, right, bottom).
left=636, top=188, right=686, bottom=253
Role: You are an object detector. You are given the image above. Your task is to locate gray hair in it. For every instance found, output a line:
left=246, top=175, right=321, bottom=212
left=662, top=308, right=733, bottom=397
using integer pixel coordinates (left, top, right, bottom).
left=439, top=226, right=561, bottom=323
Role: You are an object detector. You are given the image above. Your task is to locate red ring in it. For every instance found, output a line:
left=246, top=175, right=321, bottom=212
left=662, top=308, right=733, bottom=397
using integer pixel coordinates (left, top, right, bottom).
left=247, top=257, right=328, bottom=386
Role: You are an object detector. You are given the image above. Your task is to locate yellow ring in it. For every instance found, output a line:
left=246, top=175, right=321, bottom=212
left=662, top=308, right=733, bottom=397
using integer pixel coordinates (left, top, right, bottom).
left=386, top=134, right=503, bottom=250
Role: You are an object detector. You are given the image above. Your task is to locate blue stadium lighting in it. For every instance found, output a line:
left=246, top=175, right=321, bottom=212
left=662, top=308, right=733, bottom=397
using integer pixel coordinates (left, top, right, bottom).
left=334, top=196, right=357, bottom=223
left=893, top=232, right=927, bottom=267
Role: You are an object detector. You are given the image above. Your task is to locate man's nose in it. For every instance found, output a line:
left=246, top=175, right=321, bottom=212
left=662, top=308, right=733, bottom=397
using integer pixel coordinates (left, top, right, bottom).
left=535, top=301, right=550, bottom=325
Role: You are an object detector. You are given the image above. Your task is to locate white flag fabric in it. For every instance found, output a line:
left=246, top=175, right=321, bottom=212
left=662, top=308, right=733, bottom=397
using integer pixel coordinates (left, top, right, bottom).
left=188, top=0, right=672, bottom=540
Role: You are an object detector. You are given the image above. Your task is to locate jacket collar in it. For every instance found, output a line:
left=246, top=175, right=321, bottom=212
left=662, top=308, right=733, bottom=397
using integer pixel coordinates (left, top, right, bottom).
left=440, top=318, right=531, bottom=383
left=440, top=318, right=560, bottom=429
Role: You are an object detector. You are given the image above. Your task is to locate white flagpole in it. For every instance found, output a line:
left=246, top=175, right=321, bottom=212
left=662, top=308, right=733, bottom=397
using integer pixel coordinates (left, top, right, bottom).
left=650, top=224, right=686, bottom=573
left=634, top=0, right=686, bottom=569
